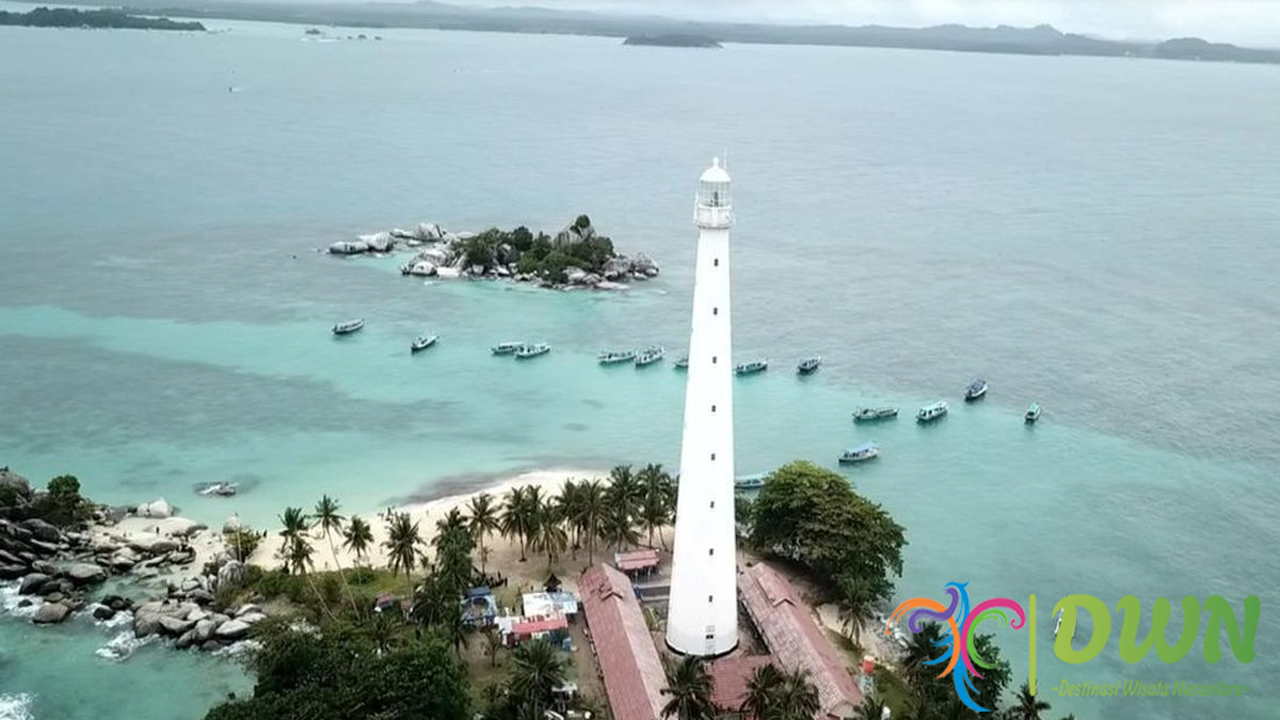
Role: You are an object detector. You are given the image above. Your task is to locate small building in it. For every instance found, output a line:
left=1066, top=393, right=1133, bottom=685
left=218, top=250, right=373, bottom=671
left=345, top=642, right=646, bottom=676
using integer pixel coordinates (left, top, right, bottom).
left=739, top=562, right=863, bottom=719
left=461, top=585, right=498, bottom=627
left=523, top=591, right=580, bottom=620
left=614, top=548, right=660, bottom=577
left=581, top=564, right=667, bottom=720
left=499, top=614, right=570, bottom=647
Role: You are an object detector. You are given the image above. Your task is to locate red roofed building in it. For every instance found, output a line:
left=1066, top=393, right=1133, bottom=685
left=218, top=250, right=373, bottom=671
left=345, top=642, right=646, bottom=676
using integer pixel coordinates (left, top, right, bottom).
left=581, top=564, right=667, bottom=720
left=739, top=563, right=863, bottom=719
left=614, top=548, right=661, bottom=574
left=708, top=654, right=774, bottom=715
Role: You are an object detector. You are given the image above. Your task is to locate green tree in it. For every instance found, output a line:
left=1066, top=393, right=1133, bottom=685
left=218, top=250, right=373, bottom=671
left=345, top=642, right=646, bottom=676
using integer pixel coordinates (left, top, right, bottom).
left=341, top=515, right=373, bottom=565
left=508, top=638, right=567, bottom=715
left=836, top=571, right=879, bottom=645
left=433, top=507, right=475, bottom=596
left=855, top=695, right=889, bottom=720
left=660, top=656, right=717, bottom=720
left=383, top=511, right=425, bottom=597
left=750, top=461, right=905, bottom=601
left=579, top=479, right=607, bottom=564
left=533, top=503, right=569, bottom=568
left=638, top=463, right=674, bottom=549
left=501, top=485, right=543, bottom=562
left=466, top=492, right=501, bottom=573
left=740, top=663, right=783, bottom=719
left=278, top=506, right=333, bottom=619
left=45, top=474, right=85, bottom=525
left=204, top=620, right=470, bottom=720
left=313, top=495, right=358, bottom=616
left=1008, top=682, right=1051, bottom=720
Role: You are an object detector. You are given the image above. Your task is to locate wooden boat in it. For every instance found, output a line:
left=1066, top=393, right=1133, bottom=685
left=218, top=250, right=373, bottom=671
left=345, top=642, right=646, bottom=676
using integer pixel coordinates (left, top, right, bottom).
left=332, top=318, right=365, bottom=335
left=734, top=359, right=768, bottom=376
left=965, top=379, right=988, bottom=401
left=635, top=345, right=665, bottom=367
left=1025, top=403, right=1042, bottom=423
left=491, top=342, right=523, bottom=355
left=796, top=356, right=821, bottom=374
left=673, top=356, right=689, bottom=370
left=734, top=473, right=767, bottom=490
left=598, top=349, right=636, bottom=365
left=853, top=407, right=898, bottom=423
left=198, top=482, right=238, bottom=497
left=838, top=442, right=880, bottom=464
left=515, top=343, right=551, bottom=359
left=411, top=335, right=438, bottom=353
left=917, top=401, right=949, bottom=422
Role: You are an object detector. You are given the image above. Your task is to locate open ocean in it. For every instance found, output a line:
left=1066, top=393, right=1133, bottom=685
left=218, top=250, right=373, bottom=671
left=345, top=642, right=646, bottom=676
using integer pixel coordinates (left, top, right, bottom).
left=1, top=5, right=1277, bottom=718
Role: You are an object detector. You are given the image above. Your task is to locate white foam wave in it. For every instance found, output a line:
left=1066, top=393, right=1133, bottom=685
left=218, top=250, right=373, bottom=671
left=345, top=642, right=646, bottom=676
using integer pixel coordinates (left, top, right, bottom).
left=0, top=693, right=35, bottom=720
left=95, top=630, right=154, bottom=662
left=90, top=605, right=133, bottom=630
left=0, top=583, right=39, bottom=618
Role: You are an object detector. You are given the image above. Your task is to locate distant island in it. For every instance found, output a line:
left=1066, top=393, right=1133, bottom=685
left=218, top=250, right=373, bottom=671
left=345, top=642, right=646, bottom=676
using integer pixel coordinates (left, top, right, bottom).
left=623, top=34, right=722, bottom=49
left=20, top=0, right=1280, bottom=65
left=0, top=7, right=205, bottom=31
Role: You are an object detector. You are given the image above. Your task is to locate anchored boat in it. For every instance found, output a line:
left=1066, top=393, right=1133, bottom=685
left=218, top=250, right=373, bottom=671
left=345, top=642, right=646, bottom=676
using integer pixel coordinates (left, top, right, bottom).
left=411, top=335, right=438, bottom=353
left=796, top=356, right=821, bottom=374
left=965, top=379, right=988, bottom=401
left=839, top=442, right=880, bottom=464
left=735, top=359, right=768, bottom=376
left=734, top=473, right=767, bottom=490
left=635, top=345, right=665, bottom=367
left=917, top=401, right=949, bottom=422
left=332, top=318, right=365, bottom=335
left=673, top=356, right=689, bottom=370
left=1025, top=403, right=1042, bottom=423
left=853, top=407, right=899, bottom=423
left=597, top=349, right=636, bottom=365
left=515, top=343, right=551, bottom=359
left=491, top=342, right=523, bottom=355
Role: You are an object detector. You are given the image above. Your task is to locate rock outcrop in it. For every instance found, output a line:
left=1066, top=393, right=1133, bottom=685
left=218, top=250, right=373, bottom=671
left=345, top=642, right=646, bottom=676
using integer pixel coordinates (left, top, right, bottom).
left=32, top=602, right=72, bottom=624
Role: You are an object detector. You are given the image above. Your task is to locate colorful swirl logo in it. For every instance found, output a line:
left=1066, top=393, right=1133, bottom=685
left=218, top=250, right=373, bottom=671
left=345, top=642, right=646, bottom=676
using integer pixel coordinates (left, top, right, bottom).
left=886, top=583, right=1027, bottom=713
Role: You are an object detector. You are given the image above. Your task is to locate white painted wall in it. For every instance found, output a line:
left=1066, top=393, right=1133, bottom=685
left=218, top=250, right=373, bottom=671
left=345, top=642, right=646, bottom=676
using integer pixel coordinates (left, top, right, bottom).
left=665, top=216, right=739, bottom=656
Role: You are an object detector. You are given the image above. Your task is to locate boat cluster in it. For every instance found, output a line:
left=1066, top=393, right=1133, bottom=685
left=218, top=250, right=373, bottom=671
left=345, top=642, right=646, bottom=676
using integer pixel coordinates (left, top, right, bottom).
left=840, top=379, right=1044, bottom=465
left=598, top=345, right=665, bottom=367
left=492, top=342, right=551, bottom=359
left=332, top=318, right=440, bottom=355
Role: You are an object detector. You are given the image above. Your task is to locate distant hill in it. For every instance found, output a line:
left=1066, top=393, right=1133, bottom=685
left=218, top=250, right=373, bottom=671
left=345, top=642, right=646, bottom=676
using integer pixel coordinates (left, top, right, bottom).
left=29, top=0, right=1277, bottom=65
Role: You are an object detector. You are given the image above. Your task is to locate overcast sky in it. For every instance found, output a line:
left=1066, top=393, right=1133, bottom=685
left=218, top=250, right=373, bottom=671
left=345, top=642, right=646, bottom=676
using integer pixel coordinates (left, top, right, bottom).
left=450, top=0, right=1280, bottom=46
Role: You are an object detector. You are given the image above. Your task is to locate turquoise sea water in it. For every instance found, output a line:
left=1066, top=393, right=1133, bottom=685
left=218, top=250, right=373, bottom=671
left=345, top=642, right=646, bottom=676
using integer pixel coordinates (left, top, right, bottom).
left=1, top=7, right=1278, bottom=719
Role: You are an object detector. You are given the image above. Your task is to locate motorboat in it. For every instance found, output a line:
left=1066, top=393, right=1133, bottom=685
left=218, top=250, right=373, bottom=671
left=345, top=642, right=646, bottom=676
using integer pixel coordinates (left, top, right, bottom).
left=597, top=349, right=636, bottom=365
left=965, top=379, right=988, bottom=401
left=635, top=345, right=665, bottom=367
left=796, top=356, right=821, bottom=374
left=673, top=356, right=689, bottom=370
left=735, top=359, right=768, bottom=376
left=410, top=335, right=438, bottom=353
left=734, top=473, right=767, bottom=490
left=492, top=342, right=523, bottom=355
left=853, top=407, right=898, bottom=423
left=332, top=318, right=365, bottom=335
left=198, top=482, right=238, bottom=497
left=917, top=401, right=949, bottom=422
left=515, top=343, right=551, bottom=359
left=1025, top=403, right=1042, bottom=423
left=838, top=442, right=880, bottom=464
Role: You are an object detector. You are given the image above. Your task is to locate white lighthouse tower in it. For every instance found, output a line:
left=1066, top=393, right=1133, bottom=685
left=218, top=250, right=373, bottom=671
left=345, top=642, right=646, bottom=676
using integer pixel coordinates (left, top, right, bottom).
left=666, top=158, right=739, bottom=657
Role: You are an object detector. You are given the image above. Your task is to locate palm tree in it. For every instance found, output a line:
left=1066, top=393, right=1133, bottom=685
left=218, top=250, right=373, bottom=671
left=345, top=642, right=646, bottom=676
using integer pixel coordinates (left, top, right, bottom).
left=343, top=515, right=374, bottom=565
left=279, top=506, right=334, bottom=619
left=836, top=572, right=878, bottom=645
left=601, top=501, right=639, bottom=553
left=483, top=626, right=503, bottom=667
left=580, top=479, right=607, bottom=565
left=501, top=485, right=545, bottom=562
left=466, top=492, right=501, bottom=573
left=854, top=695, right=888, bottom=720
left=607, top=464, right=642, bottom=521
left=434, top=507, right=476, bottom=595
left=508, top=638, right=567, bottom=715
left=383, top=511, right=425, bottom=597
left=660, top=655, right=717, bottom=720
left=553, top=480, right=581, bottom=558
left=1009, top=682, right=1051, bottom=720
left=740, top=663, right=783, bottom=719
left=902, top=621, right=944, bottom=685
left=533, top=504, right=569, bottom=568
left=638, top=463, right=673, bottom=549
left=773, top=668, right=820, bottom=720
left=314, top=494, right=359, bottom=616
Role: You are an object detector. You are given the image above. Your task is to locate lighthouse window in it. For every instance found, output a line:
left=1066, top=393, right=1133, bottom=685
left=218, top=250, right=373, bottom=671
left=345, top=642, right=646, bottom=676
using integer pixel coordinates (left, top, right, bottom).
left=713, top=258, right=719, bottom=267
left=709, top=501, right=715, bottom=509
left=711, top=405, right=716, bottom=412
left=710, top=453, right=716, bottom=461
left=713, top=307, right=718, bottom=316
left=709, top=595, right=714, bottom=603
left=712, top=356, right=717, bottom=364
left=705, top=632, right=715, bottom=640
left=709, top=548, right=715, bottom=556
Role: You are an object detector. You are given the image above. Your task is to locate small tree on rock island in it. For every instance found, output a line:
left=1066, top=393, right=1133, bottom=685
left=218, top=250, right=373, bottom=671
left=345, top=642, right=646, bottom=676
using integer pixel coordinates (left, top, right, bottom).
left=574, top=214, right=592, bottom=230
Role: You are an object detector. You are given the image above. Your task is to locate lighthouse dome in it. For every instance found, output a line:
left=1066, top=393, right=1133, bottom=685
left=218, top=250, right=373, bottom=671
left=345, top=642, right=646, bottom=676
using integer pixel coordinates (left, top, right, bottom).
left=699, top=157, right=730, bottom=184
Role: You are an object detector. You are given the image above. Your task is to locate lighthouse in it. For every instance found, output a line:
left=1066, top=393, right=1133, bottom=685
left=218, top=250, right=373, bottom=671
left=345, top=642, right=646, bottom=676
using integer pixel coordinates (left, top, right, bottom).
left=666, top=158, right=739, bottom=656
